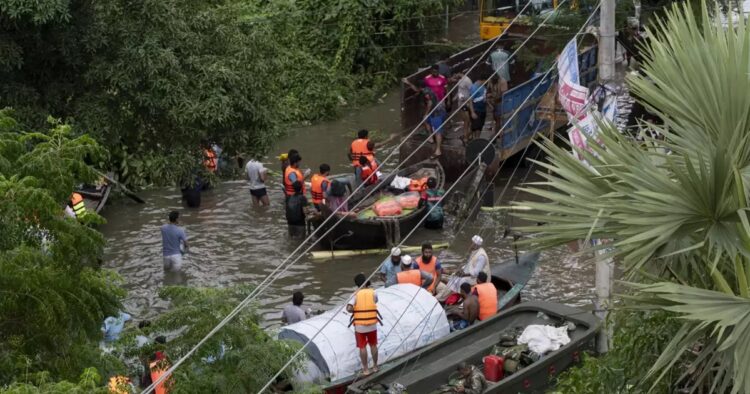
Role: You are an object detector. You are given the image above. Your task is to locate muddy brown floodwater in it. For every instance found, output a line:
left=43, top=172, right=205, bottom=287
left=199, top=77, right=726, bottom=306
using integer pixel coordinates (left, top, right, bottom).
left=99, top=87, right=595, bottom=330
left=100, top=11, right=594, bottom=329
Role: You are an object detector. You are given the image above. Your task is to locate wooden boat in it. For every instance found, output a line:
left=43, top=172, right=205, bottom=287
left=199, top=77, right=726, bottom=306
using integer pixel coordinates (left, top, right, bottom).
left=347, top=300, right=600, bottom=394
left=74, top=175, right=113, bottom=214
left=311, top=159, right=445, bottom=250
left=321, top=252, right=539, bottom=394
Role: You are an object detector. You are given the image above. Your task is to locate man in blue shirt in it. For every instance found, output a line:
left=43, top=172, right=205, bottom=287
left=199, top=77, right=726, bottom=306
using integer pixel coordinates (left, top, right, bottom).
left=378, top=247, right=403, bottom=287
left=468, top=77, right=488, bottom=140
left=161, top=211, right=188, bottom=271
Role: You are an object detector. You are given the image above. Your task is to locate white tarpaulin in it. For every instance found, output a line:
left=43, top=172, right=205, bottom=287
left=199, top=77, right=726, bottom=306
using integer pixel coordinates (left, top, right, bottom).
left=278, top=284, right=450, bottom=382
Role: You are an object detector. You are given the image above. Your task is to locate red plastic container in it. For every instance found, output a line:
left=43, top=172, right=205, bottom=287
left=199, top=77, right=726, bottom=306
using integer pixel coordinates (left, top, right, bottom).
left=483, top=355, right=505, bottom=382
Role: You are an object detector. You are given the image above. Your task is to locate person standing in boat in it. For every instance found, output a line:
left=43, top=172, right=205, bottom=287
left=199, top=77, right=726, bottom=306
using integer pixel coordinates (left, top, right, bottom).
left=467, top=76, right=488, bottom=140
left=450, top=282, right=478, bottom=332
left=245, top=158, right=269, bottom=207
left=347, top=273, right=381, bottom=376
left=396, top=255, right=433, bottom=289
left=413, top=243, right=443, bottom=295
left=358, top=156, right=379, bottom=186
left=474, top=272, right=498, bottom=321
left=438, top=235, right=491, bottom=301
left=402, top=78, right=446, bottom=159
left=419, top=177, right=445, bottom=230
left=487, top=74, right=508, bottom=138
left=285, top=181, right=310, bottom=239
left=310, top=164, right=331, bottom=212
left=161, top=211, right=188, bottom=272
left=349, top=129, right=373, bottom=181
left=451, top=71, right=474, bottom=143
left=378, top=247, right=403, bottom=287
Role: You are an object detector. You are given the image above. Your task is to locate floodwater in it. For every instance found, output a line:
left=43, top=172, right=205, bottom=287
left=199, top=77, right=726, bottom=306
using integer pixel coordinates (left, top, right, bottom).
left=99, top=12, right=595, bottom=329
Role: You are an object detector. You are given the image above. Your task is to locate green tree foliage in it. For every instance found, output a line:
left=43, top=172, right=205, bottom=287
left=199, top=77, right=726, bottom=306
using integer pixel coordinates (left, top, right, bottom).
left=551, top=311, right=681, bottom=393
left=515, top=3, right=750, bottom=392
left=0, top=368, right=110, bottom=394
left=0, top=109, right=125, bottom=384
left=114, top=286, right=300, bottom=393
left=0, top=0, right=455, bottom=187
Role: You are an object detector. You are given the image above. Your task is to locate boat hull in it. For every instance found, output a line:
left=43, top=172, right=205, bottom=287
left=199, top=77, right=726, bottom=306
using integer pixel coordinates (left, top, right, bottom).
left=347, top=301, right=600, bottom=394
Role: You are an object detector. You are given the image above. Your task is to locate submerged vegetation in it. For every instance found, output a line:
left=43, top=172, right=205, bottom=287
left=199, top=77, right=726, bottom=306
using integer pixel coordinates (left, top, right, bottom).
left=0, top=0, right=458, bottom=188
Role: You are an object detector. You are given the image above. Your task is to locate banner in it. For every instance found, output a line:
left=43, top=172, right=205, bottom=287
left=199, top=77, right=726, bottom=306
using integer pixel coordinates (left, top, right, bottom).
left=557, top=39, right=580, bottom=84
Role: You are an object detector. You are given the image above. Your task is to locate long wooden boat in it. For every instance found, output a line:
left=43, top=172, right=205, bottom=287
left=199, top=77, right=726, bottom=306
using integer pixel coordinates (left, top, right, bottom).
left=74, top=175, right=113, bottom=214
left=311, top=159, right=445, bottom=250
left=348, top=301, right=600, bottom=393
left=347, top=301, right=600, bottom=394
left=398, top=26, right=599, bottom=181
left=320, top=252, right=539, bottom=394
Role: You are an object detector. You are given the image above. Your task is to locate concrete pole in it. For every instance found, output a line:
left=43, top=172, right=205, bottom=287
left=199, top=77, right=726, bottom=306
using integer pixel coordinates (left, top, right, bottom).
left=594, top=0, right=616, bottom=355
left=599, top=0, right=616, bottom=83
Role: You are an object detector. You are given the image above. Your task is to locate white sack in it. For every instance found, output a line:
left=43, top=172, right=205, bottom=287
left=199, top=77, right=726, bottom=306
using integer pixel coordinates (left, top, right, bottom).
left=517, top=324, right=571, bottom=355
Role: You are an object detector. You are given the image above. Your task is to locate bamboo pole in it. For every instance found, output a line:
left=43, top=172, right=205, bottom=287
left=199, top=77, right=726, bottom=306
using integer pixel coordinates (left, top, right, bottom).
left=310, top=242, right=450, bottom=261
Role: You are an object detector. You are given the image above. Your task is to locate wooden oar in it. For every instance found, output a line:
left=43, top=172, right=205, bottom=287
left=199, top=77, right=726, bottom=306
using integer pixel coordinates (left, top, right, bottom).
left=310, top=242, right=450, bottom=261
left=95, top=170, right=145, bottom=204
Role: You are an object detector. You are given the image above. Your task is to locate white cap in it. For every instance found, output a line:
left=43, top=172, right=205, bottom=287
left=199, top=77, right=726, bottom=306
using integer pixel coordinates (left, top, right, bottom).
left=471, top=235, right=483, bottom=246
left=401, top=255, right=412, bottom=265
left=391, top=247, right=402, bottom=257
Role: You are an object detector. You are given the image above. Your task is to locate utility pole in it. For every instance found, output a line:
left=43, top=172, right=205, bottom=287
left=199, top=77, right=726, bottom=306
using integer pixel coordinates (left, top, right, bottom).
left=596, top=0, right=616, bottom=354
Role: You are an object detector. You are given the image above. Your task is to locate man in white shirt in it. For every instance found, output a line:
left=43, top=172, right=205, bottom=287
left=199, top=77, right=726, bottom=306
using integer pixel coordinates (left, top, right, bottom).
left=245, top=159, right=269, bottom=206
left=438, top=235, right=492, bottom=301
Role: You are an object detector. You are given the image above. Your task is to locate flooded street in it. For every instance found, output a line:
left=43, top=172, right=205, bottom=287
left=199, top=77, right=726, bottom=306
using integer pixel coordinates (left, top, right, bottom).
left=99, top=11, right=594, bottom=329
left=100, top=87, right=595, bottom=329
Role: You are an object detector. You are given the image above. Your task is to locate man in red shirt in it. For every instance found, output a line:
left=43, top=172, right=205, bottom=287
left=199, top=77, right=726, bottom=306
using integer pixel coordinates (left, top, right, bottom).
left=424, top=64, right=448, bottom=101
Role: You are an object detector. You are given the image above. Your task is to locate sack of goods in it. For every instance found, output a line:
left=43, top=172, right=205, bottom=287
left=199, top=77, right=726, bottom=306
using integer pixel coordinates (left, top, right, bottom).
left=373, top=198, right=403, bottom=217
left=395, top=191, right=421, bottom=209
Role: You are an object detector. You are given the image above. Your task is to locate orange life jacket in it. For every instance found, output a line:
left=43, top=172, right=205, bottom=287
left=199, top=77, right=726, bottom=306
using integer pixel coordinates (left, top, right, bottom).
left=70, top=192, right=86, bottom=217
left=408, top=177, right=429, bottom=192
left=203, top=149, right=217, bottom=173
left=283, top=166, right=305, bottom=197
left=350, top=288, right=381, bottom=326
left=473, top=282, right=498, bottom=321
left=360, top=163, right=378, bottom=186
left=310, top=174, right=329, bottom=205
left=397, top=270, right=422, bottom=287
left=351, top=138, right=372, bottom=167
left=149, top=360, right=170, bottom=394
left=416, top=255, right=439, bottom=292
left=108, top=376, right=131, bottom=394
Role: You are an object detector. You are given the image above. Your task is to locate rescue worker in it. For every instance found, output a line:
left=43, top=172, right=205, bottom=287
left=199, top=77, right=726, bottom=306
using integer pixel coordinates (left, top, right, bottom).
left=349, top=129, right=373, bottom=179
left=148, top=353, right=171, bottom=394
left=439, top=235, right=491, bottom=301
left=279, top=149, right=299, bottom=179
left=412, top=243, right=442, bottom=295
left=203, top=145, right=218, bottom=173
left=418, top=177, right=444, bottom=229
left=473, top=272, right=498, bottom=321
left=358, top=156, right=378, bottom=186
left=108, top=375, right=134, bottom=394
left=70, top=192, right=87, bottom=219
left=396, top=255, right=432, bottom=289
left=346, top=273, right=381, bottom=376
left=310, top=164, right=331, bottom=211
left=283, top=153, right=310, bottom=199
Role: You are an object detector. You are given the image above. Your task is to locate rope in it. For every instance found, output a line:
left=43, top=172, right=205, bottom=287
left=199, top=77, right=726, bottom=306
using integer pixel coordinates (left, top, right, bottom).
left=141, top=4, right=538, bottom=393
left=255, top=3, right=596, bottom=391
